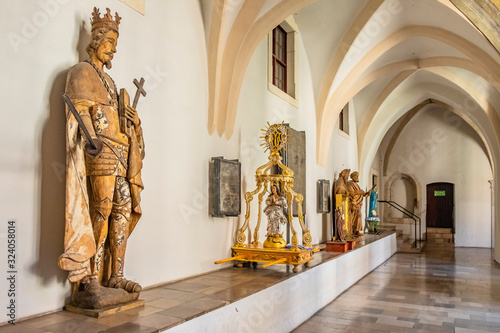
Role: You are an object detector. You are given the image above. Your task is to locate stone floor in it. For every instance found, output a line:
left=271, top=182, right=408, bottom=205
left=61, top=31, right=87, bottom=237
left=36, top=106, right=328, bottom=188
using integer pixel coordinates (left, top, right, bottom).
left=0, top=234, right=377, bottom=333
left=2, top=239, right=499, bottom=332
left=294, top=244, right=500, bottom=333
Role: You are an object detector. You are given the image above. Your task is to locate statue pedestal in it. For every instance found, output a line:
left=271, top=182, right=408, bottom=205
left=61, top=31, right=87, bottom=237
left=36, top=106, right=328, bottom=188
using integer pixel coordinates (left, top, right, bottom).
left=347, top=239, right=359, bottom=250
left=231, top=245, right=319, bottom=273
left=325, top=241, right=348, bottom=253
left=70, top=285, right=140, bottom=310
left=64, top=299, right=144, bottom=318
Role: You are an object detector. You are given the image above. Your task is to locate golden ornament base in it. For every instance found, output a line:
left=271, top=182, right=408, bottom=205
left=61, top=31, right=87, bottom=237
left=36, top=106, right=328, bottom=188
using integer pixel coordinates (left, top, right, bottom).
left=263, top=234, right=287, bottom=248
left=228, top=245, right=319, bottom=273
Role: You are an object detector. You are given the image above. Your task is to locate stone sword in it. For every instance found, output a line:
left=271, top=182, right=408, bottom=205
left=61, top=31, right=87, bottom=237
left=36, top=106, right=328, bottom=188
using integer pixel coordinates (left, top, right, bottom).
left=62, top=93, right=98, bottom=150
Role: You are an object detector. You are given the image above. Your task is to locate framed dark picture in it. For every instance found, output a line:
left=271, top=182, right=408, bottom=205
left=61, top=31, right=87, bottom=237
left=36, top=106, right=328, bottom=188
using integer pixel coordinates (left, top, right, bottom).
left=209, top=157, right=241, bottom=217
left=317, top=179, right=330, bottom=213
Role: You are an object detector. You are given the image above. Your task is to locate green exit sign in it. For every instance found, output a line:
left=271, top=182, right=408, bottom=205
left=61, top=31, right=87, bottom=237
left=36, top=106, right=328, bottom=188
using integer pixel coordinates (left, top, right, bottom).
left=434, top=191, right=446, bottom=196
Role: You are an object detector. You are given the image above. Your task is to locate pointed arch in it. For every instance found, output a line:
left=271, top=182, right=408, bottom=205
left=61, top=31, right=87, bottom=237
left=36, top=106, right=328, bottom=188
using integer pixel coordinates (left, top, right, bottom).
left=358, top=66, right=500, bottom=180
left=382, top=99, right=432, bottom=176
left=381, top=99, right=495, bottom=176
left=206, top=0, right=319, bottom=138
left=359, top=86, right=498, bottom=188
left=357, top=57, right=500, bottom=157
left=220, top=0, right=318, bottom=139
left=384, top=171, right=422, bottom=222
left=207, top=0, right=229, bottom=135
left=315, top=0, right=384, bottom=114
left=317, top=25, right=500, bottom=166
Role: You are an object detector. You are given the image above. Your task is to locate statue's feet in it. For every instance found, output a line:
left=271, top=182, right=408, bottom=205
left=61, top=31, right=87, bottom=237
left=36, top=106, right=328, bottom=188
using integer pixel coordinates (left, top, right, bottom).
left=82, top=276, right=101, bottom=296
left=107, top=275, right=142, bottom=293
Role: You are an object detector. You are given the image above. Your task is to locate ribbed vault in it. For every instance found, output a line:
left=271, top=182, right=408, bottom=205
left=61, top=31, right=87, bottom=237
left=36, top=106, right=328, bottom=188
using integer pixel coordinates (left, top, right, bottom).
left=202, top=0, right=500, bottom=260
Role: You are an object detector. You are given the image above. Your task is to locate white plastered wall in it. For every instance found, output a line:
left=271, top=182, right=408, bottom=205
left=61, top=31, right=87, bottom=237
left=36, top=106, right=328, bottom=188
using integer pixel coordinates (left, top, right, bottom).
left=0, top=0, right=361, bottom=320
left=384, top=107, right=492, bottom=247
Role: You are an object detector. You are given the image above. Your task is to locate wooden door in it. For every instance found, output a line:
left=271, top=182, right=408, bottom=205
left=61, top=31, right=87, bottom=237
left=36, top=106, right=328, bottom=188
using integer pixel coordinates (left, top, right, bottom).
left=426, top=183, right=454, bottom=228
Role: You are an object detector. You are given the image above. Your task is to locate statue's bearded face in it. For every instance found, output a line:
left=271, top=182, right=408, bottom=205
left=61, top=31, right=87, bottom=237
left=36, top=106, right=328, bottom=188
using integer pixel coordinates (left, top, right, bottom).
left=96, top=30, right=118, bottom=69
left=352, top=172, right=359, bottom=182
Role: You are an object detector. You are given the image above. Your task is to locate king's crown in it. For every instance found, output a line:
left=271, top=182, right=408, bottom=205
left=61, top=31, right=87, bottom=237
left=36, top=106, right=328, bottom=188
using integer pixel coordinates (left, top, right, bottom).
left=91, top=7, right=121, bottom=33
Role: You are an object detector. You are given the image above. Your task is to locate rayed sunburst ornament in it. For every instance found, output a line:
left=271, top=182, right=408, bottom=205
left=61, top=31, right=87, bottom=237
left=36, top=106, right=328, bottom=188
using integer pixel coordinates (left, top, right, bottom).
left=260, top=121, right=290, bottom=154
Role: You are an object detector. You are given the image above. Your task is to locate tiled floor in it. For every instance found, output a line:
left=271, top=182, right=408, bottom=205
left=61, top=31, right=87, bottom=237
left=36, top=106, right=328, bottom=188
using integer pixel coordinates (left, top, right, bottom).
left=294, top=244, right=500, bottom=333
left=2, top=239, right=499, bottom=332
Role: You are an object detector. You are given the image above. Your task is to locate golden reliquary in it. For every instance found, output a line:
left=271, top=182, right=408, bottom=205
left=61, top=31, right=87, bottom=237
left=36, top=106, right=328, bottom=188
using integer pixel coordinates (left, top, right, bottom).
left=215, top=122, right=318, bottom=273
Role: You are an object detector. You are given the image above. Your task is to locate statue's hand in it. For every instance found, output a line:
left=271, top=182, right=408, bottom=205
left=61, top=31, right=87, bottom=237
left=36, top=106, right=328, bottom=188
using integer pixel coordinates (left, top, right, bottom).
left=85, top=138, right=103, bottom=156
left=125, top=105, right=140, bottom=126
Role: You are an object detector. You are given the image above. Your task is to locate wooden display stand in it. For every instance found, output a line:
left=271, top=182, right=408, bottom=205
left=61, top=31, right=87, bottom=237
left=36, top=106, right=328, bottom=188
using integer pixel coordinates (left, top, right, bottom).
left=347, top=239, right=359, bottom=250
left=325, top=241, right=348, bottom=252
left=219, top=245, right=319, bottom=273
left=325, top=238, right=359, bottom=252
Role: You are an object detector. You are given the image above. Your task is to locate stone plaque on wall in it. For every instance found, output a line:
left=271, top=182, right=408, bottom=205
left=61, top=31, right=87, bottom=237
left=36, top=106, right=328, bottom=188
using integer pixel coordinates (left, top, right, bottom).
left=209, top=157, right=241, bottom=217
left=281, top=126, right=306, bottom=217
left=317, top=179, right=330, bottom=214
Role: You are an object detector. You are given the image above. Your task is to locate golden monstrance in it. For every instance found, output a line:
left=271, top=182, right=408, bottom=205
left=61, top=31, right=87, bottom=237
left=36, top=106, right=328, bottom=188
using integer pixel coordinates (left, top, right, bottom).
left=215, top=122, right=318, bottom=273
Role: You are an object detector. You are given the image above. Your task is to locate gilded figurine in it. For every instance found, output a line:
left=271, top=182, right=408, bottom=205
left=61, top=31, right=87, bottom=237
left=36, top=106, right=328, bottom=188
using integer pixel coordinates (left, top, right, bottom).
left=334, top=206, right=346, bottom=242
left=347, top=171, right=373, bottom=236
left=334, top=169, right=350, bottom=195
left=58, top=7, right=145, bottom=309
left=263, top=184, right=288, bottom=247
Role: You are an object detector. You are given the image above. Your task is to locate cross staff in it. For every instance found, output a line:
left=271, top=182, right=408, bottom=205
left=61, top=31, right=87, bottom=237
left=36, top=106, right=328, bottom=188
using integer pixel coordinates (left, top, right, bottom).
left=119, top=77, right=147, bottom=137
left=132, top=77, right=147, bottom=109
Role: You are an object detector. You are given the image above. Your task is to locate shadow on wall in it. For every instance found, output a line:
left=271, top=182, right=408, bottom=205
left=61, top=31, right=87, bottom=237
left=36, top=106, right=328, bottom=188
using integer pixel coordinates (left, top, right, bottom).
left=35, top=68, right=68, bottom=285
left=33, top=23, right=90, bottom=286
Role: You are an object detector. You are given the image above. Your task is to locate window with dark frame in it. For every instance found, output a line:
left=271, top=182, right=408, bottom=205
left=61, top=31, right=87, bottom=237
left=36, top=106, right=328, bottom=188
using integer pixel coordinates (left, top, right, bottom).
left=339, top=109, right=344, bottom=132
left=339, top=104, right=349, bottom=135
left=272, top=26, right=287, bottom=93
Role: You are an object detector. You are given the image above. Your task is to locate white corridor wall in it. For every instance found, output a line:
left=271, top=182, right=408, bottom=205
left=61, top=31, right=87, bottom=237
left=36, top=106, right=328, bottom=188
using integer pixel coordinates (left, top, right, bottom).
left=384, top=106, right=492, bottom=247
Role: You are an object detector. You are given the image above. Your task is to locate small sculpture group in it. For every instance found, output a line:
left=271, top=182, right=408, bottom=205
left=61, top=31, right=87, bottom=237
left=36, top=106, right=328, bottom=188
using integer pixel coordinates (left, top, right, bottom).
left=333, top=169, right=375, bottom=241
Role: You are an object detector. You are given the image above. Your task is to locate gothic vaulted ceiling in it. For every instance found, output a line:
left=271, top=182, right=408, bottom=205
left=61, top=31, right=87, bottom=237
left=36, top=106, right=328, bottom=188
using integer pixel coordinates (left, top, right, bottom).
left=202, top=0, right=500, bottom=176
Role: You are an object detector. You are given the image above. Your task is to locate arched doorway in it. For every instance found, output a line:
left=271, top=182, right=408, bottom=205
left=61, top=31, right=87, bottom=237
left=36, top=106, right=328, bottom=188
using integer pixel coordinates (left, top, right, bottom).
left=384, top=172, right=421, bottom=222
left=390, top=177, right=416, bottom=219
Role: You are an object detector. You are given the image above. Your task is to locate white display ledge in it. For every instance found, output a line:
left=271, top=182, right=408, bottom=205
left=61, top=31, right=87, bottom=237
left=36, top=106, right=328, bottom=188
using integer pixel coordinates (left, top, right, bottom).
left=166, top=232, right=397, bottom=333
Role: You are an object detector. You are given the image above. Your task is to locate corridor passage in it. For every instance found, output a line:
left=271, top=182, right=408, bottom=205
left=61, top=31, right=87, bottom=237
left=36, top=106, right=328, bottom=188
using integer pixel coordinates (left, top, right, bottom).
left=294, top=245, right=500, bottom=332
